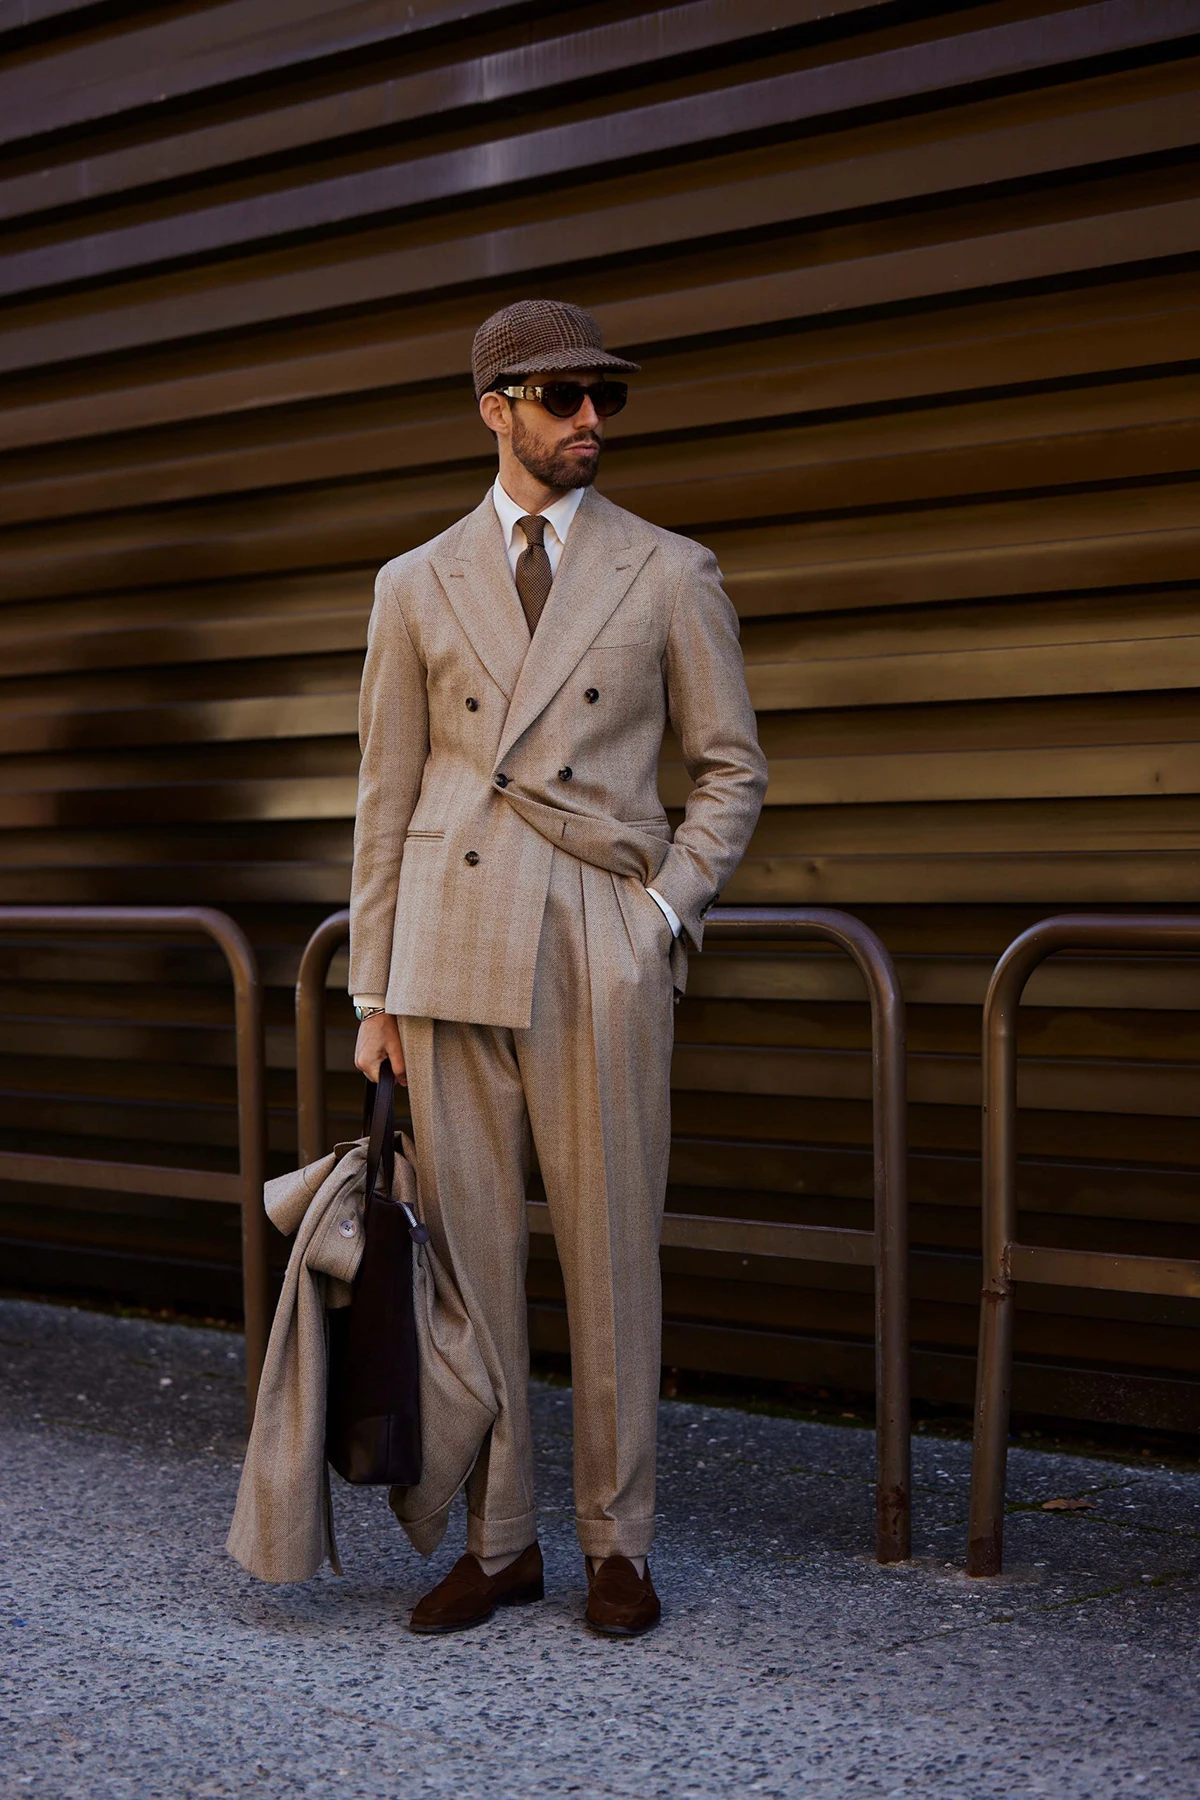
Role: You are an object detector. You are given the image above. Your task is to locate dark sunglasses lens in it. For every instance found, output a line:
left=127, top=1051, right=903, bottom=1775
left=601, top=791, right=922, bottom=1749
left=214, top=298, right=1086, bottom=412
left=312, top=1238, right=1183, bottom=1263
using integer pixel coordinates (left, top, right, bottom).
left=593, top=381, right=627, bottom=417
left=540, top=380, right=628, bottom=418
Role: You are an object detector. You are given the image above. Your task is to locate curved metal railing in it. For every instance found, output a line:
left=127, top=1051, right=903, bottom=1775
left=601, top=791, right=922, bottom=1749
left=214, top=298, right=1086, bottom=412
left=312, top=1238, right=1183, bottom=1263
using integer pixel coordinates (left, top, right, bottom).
left=967, top=913, right=1200, bottom=1577
left=0, top=906, right=269, bottom=1424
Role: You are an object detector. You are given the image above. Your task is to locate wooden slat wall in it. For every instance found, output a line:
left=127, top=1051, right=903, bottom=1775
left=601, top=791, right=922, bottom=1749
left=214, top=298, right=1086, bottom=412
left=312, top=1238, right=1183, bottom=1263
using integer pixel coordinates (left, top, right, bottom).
left=2, top=0, right=1199, bottom=1428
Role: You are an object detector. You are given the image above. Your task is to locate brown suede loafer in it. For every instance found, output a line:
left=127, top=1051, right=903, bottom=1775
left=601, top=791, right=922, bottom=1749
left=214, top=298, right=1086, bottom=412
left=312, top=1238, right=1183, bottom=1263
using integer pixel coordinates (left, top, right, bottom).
left=409, top=1542, right=544, bottom=1635
left=584, top=1556, right=661, bottom=1637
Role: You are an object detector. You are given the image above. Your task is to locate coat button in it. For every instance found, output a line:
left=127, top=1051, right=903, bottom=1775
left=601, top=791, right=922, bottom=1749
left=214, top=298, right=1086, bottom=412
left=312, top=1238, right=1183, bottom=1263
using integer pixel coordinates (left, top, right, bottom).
left=494, top=772, right=509, bottom=788
left=584, top=688, right=599, bottom=703
left=465, top=696, right=478, bottom=711
left=464, top=850, right=480, bottom=866
left=338, top=1217, right=357, bottom=1239
left=558, top=767, right=573, bottom=781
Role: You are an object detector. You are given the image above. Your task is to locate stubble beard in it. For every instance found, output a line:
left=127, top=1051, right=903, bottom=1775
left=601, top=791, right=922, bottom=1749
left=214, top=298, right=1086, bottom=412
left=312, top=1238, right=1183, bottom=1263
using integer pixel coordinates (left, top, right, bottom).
left=510, top=408, right=601, bottom=490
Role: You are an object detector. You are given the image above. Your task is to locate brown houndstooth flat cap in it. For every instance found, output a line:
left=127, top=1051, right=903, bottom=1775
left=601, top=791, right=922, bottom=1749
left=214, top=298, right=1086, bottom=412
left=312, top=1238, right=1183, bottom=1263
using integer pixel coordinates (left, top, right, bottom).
left=472, top=298, right=640, bottom=397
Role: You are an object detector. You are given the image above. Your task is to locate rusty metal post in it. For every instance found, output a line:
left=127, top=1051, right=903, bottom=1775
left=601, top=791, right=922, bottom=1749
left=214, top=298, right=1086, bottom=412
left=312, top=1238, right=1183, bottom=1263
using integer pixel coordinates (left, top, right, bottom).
left=967, top=913, right=1200, bottom=1577
left=965, top=927, right=1041, bottom=1577
left=0, top=906, right=268, bottom=1427
left=707, top=907, right=909, bottom=1564
left=295, top=902, right=910, bottom=1562
left=296, top=907, right=351, bottom=1166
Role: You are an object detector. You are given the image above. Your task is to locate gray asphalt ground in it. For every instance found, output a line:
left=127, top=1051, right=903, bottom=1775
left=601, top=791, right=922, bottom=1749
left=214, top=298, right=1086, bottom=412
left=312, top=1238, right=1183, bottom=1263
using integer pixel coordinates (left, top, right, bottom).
left=1, top=1298, right=1198, bottom=1799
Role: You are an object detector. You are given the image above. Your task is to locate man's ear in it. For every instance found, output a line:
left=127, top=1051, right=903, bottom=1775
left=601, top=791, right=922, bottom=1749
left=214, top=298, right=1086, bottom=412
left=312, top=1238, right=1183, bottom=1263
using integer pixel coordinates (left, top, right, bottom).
left=479, top=391, right=511, bottom=439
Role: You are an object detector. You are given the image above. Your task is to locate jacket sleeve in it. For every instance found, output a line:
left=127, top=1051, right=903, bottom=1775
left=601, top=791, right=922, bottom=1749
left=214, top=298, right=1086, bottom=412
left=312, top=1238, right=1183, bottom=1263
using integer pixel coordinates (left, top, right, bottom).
left=650, top=543, right=768, bottom=950
left=348, top=565, right=430, bottom=999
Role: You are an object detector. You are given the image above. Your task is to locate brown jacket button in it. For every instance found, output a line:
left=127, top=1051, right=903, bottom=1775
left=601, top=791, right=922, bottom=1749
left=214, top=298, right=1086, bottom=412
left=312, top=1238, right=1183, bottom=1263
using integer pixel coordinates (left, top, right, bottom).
left=465, top=696, right=478, bottom=711
left=558, top=767, right=573, bottom=781
left=584, top=688, right=599, bottom=703
left=464, top=851, right=480, bottom=866
left=494, top=772, right=508, bottom=788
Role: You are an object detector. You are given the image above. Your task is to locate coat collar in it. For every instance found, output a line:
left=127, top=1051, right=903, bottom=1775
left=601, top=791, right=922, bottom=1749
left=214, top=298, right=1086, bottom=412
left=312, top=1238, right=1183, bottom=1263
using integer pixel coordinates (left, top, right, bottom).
left=429, top=493, right=529, bottom=701
left=494, top=487, right=655, bottom=768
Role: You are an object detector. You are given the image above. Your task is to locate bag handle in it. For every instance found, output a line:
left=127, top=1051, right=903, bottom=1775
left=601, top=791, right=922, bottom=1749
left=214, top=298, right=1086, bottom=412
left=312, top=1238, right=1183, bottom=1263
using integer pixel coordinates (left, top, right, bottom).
left=360, top=1060, right=428, bottom=1243
left=363, top=1059, right=395, bottom=1208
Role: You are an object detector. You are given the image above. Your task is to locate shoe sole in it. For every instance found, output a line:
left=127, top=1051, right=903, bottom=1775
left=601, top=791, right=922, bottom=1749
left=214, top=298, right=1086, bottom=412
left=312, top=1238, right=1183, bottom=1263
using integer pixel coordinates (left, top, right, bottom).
left=584, top=1611, right=660, bottom=1638
left=409, top=1580, right=544, bottom=1635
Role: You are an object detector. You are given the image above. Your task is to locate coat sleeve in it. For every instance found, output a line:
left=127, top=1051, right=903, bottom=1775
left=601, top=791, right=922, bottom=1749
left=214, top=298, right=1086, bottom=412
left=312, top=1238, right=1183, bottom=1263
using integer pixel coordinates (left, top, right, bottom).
left=348, top=564, right=430, bottom=999
left=650, top=542, right=768, bottom=950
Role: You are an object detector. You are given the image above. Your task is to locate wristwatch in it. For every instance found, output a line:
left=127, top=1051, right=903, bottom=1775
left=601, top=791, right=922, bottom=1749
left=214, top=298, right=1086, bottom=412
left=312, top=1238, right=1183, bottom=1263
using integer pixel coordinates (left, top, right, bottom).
left=354, top=1003, right=386, bottom=1023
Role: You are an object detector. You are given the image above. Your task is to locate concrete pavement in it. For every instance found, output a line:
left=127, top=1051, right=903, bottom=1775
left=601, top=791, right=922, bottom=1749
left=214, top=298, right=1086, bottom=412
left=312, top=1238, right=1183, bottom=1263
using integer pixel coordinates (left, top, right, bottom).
left=1, top=1295, right=1198, bottom=1798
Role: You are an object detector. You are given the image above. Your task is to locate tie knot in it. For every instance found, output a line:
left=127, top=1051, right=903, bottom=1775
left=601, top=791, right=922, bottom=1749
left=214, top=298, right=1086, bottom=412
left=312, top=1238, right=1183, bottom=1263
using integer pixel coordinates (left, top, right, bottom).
left=517, top=514, right=547, bottom=550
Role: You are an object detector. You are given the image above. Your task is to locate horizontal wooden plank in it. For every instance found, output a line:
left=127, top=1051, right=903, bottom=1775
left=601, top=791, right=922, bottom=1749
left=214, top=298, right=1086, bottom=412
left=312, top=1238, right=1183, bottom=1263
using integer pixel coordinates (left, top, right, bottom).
left=4, top=139, right=1198, bottom=382
left=752, top=693, right=1200, bottom=759
left=743, top=592, right=1200, bottom=710
left=689, top=950, right=1200, bottom=1012
left=728, top=852, right=1200, bottom=907
left=0, top=0, right=885, bottom=224
left=0, top=0, right=527, bottom=148
left=527, top=1198, right=875, bottom=1265
left=673, top=993, right=1200, bottom=1059
left=7, top=15, right=1195, bottom=299
left=749, top=795, right=1200, bottom=856
left=6, top=345, right=1197, bottom=528
left=1010, top=1244, right=1200, bottom=1298
left=4, top=256, right=1193, bottom=461
left=670, top=1041, right=1200, bottom=1117
left=0, top=1148, right=242, bottom=1203
left=0, top=564, right=363, bottom=635
left=0, top=0, right=125, bottom=38
left=744, top=741, right=1200, bottom=809
left=0, top=694, right=358, bottom=757
left=6, top=437, right=1200, bottom=603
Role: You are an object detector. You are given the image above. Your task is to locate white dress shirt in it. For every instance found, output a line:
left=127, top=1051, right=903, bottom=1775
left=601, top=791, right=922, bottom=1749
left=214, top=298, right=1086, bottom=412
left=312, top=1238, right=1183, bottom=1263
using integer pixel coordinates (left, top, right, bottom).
left=352, top=480, right=681, bottom=1012
left=491, top=475, right=584, bottom=580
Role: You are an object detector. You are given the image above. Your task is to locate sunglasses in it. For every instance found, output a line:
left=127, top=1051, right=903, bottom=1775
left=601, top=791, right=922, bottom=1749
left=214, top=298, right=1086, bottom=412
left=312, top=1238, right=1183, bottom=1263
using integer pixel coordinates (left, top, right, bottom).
left=496, top=379, right=628, bottom=419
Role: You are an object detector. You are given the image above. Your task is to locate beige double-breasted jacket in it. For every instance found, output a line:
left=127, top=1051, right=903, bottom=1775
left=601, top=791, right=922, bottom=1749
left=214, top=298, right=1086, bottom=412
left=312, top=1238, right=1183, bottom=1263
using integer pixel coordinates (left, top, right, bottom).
left=348, top=485, right=767, bottom=1028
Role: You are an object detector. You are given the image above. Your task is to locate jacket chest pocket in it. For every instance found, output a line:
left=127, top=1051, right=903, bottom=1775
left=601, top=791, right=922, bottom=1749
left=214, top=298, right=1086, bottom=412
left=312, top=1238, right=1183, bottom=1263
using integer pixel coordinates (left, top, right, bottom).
left=592, top=601, right=656, bottom=649
left=583, top=644, right=665, bottom=699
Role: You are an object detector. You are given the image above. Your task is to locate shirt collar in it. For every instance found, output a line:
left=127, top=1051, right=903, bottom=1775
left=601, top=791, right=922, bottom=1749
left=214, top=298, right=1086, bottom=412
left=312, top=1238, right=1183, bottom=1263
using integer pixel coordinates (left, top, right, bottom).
left=492, top=475, right=585, bottom=551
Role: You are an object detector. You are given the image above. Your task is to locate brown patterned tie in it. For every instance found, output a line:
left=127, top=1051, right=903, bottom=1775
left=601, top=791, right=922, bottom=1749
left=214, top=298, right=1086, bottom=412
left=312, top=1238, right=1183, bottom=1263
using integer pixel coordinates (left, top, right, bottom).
left=515, top=514, right=552, bottom=637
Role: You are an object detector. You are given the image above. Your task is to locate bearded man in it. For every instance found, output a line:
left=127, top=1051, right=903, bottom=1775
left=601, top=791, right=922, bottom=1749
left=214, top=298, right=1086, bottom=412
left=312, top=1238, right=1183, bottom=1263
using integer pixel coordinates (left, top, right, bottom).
left=349, top=299, right=767, bottom=1636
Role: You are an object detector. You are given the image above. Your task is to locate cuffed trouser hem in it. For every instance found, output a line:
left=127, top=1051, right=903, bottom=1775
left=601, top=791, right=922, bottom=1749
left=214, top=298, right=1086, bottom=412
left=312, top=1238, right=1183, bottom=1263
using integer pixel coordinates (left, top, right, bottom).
left=576, top=1516, right=656, bottom=1561
left=465, top=1509, right=539, bottom=1560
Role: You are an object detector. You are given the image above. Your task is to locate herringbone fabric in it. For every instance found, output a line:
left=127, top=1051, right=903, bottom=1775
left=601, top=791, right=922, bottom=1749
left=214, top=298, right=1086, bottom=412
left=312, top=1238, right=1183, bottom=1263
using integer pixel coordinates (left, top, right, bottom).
left=471, top=297, right=640, bottom=396
left=515, top=514, right=552, bottom=636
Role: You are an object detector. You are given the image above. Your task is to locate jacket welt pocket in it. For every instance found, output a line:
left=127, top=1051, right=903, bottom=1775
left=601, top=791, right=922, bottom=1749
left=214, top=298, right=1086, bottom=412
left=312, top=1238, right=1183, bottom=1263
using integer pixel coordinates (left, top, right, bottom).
left=404, top=829, right=444, bottom=841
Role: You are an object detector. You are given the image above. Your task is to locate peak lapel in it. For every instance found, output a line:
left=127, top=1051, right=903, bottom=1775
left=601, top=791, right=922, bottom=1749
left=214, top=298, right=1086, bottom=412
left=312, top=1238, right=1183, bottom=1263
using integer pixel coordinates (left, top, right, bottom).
left=430, top=493, right=528, bottom=701
left=495, top=491, right=654, bottom=768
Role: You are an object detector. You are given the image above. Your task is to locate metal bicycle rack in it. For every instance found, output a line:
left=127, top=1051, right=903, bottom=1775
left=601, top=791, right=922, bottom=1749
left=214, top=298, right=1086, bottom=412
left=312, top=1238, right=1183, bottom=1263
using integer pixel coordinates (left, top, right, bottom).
left=296, top=903, right=911, bottom=1563
left=967, top=913, right=1200, bottom=1577
left=0, top=906, right=270, bottom=1425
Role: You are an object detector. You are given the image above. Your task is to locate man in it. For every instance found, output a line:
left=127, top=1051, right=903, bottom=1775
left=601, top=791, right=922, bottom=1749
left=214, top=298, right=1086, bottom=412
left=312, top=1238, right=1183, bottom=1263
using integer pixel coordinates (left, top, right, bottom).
left=349, top=298, right=767, bottom=1636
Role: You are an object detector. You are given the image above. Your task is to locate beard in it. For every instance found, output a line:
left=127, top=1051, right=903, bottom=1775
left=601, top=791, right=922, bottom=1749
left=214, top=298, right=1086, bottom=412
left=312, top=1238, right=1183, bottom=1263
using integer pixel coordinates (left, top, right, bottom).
left=510, top=408, right=601, bottom=490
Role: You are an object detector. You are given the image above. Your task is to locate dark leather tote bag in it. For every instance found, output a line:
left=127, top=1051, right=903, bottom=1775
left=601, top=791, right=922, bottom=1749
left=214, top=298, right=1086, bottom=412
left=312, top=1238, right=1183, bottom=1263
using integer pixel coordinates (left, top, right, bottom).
left=325, top=1060, right=428, bottom=1485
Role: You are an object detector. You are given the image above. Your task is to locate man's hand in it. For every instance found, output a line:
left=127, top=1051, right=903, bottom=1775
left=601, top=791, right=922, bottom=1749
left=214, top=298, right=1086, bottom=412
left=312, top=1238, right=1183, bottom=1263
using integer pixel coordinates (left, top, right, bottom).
left=354, top=1012, right=407, bottom=1085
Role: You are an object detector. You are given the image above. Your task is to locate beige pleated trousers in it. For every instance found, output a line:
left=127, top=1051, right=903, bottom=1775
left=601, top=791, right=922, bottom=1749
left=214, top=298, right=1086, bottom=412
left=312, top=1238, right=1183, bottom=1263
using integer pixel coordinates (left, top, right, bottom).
left=400, top=847, right=675, bottom=1560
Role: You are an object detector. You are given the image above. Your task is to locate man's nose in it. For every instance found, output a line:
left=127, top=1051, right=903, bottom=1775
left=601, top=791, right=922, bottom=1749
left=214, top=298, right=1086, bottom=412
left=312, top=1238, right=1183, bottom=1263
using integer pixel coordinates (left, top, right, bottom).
left=572, top=395, right=600, bottom=429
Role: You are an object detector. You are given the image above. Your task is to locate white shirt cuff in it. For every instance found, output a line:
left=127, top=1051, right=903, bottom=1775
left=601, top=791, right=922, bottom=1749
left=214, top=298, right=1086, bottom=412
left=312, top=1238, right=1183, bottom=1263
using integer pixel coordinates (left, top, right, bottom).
left=645, top=888, right=683, bottom=938
left=353, top=994, right=387, bottom=1011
